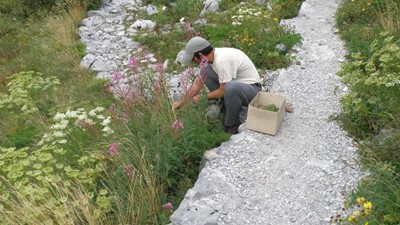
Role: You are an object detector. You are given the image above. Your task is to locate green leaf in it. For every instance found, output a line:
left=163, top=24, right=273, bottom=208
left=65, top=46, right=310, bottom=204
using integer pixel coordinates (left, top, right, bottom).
left=383, top=212, right=400, bottom=223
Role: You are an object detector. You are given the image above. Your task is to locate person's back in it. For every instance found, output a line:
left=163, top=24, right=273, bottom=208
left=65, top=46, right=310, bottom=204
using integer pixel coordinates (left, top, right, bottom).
left=211, top=48, right=261, bottom=84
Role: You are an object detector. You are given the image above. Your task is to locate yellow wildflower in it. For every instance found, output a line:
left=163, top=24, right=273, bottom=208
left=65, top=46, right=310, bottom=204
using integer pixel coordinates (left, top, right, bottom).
left=356, top=197, right=365, bottom=204
left=348, top=215, right=356, bottom=222
left=364, top=201, right=372, bottom=210
left=353, top=211, right=360, bottom=216
left=365, top=222, right=369, bottom=225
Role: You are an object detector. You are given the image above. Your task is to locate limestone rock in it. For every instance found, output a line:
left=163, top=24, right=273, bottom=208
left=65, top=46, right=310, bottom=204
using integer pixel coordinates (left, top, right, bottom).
left=130, top=19, right=156, bottom=30
left=200, top=0, right=220, bottom=18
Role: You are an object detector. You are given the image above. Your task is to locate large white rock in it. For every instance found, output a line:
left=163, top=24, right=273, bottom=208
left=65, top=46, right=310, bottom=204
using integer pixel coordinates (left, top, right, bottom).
left=130, top=19, right=156, bottom=30
left=200, top=0, right=220, bottom=18
left=256, top=0, right=268, bottom=4
left=147, top=4, right=159, bottom=16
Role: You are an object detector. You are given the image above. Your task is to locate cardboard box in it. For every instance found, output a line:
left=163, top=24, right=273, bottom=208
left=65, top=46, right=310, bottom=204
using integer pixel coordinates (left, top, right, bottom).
left=245, top=92, right=286, bottom=135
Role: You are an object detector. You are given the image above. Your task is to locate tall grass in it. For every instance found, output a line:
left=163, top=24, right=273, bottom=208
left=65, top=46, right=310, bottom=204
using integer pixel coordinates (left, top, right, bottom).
left=0, top=179, right=108, bottom=225
left=374, top=0, right=399, bottom=33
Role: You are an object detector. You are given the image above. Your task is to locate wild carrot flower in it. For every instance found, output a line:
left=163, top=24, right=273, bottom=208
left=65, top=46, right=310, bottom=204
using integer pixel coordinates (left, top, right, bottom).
left=109, top=143, right=119, bottom=157
left=101, top=116, right=112, bottom=126
left=172, top=120, right=184, bottom=130
left=58, top=139, right=67, bottom=144
left=54, top=112, right=66, bottom=120
left=102, top=126, right=114, bottom=136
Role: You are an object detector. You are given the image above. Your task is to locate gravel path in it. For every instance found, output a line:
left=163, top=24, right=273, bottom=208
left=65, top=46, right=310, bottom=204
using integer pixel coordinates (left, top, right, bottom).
left=170, top=0, right=363, bottom=224
left=79, top=0, right=364, bottom=224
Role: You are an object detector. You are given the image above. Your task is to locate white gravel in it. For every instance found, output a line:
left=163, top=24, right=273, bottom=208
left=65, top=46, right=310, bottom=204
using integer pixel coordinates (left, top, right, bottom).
left=170, top=0, right=364, bottom=224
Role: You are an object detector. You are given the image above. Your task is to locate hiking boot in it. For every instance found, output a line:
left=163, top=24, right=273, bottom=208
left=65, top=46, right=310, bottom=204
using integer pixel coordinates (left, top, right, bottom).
left=224, top=123, right=241, bottom=135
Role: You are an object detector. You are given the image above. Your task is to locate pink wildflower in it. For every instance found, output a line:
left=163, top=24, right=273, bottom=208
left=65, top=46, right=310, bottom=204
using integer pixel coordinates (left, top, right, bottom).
left=187, top=67, right=195, bottom=76
left=162, top=202, right=173, bottom=210
left=128, top=56, right=139, bottom=73
left=109, top=143, right=119, bottom=157
left=199, top=57, right=209, bottom=70
left=185, top=22, right=192, bottom=32
left=112, top=71, right=123, bottom=82
left=172, top=120, right=184, bottom=130
left=123, top=164, right=133, bottom=177
left=153, top=81, right=161, bottom=89
left=128, top=56, right=138, bottom=67
left=108, top=103, right=117, bottom=112
left=156, top=63, right=164, bottom=72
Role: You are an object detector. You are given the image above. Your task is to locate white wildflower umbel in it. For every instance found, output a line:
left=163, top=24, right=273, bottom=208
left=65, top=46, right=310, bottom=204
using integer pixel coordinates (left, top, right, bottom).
left=101, top=116, right=111, bottom=126
left=385, top=79, right=400, bottom=87
left=38, top=107, right=114, bottom=146
left=179, top=17, right=185, bottom=24
left=54, top=112, right=66, bottom=120
left=231, top=3, right=268, bottom=27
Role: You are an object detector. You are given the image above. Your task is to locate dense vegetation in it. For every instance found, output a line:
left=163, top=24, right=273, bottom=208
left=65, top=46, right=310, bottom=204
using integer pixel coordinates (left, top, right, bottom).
left=0, top=0, right=303, bottom=224
left=334, top=0, right=400, bottom=224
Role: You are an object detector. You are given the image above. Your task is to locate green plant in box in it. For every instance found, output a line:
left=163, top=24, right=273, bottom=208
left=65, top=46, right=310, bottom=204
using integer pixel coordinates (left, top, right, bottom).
left=265, top=103, right=278, bottom=112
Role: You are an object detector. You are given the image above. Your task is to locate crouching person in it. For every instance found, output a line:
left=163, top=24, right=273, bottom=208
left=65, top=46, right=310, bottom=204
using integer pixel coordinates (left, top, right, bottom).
left=172, top=36, right=262, bottom=134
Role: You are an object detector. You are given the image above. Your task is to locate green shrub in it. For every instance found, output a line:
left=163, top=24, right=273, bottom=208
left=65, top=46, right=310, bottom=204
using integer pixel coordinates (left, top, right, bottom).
left=270, top=0, right=304, bottom=19
left=142, top=0, right=174, bottom=5
left=0, top=0, right=102, bottom=19
left=2, top=123, right=38, bottom=149
left=137, top=1, right=301, bottom=69
left=202, top=1, right=301, bottom=69
left=0, top=71, right=60, bottom=115
left=338, top=33, right=400, bottom=137
left=336, top=0, right=400, bottom=58
left=336, top=1, right=400, bottom=224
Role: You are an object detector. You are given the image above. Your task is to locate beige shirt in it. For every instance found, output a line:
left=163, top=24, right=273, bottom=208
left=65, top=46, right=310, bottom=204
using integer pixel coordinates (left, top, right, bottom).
left=211, top=48, right=260, bottom=84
